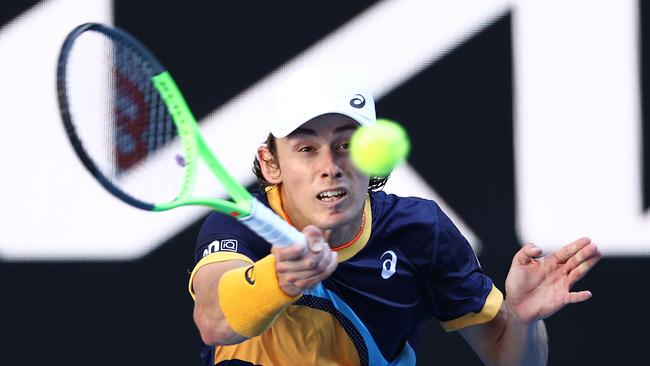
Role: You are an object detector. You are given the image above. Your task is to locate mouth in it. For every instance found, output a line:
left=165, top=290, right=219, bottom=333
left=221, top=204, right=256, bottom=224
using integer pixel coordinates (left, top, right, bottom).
left=316, top=188, right=348, bottom=202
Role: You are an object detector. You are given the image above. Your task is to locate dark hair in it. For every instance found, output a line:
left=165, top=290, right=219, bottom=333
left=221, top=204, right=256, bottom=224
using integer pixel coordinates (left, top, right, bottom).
left=252, top=134, right=389, bottom=191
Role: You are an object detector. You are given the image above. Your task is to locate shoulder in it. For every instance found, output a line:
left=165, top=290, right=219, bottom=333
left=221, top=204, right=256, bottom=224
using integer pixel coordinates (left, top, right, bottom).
left=369, top=190, right=446, bottom=228
left=199, top=191, right=269, bottom=234
left=368, top=191, right=468, bottom=256
left=198, top=210, right=251, bottom=241
left=196, top=191, right=270, bottom=262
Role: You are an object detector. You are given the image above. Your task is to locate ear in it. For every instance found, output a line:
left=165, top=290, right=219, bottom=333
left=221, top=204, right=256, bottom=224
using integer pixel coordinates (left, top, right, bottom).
left=257, top=145, right=282, bottom=184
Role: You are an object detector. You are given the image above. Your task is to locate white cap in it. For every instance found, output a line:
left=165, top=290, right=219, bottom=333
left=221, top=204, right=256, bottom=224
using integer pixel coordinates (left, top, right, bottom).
left=267, top=66, right=376, bottom=138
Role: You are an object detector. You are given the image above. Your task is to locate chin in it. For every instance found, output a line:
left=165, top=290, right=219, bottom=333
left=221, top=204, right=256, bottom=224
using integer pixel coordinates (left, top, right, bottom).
left=315, top=212, right=353, bottom=230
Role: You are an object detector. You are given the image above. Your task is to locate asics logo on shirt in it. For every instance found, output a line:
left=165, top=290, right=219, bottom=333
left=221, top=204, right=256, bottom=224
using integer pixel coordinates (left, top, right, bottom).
left=380, top=250, right=397, bottom=279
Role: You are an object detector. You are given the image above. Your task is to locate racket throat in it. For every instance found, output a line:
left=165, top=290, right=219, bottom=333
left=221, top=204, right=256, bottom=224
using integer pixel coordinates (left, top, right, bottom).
left=153, top=197, right=252, bottom=217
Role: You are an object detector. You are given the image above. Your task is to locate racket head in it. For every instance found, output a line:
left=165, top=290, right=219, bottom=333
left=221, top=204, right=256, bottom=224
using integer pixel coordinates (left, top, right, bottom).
left=57, top=23, right=196, bottom=210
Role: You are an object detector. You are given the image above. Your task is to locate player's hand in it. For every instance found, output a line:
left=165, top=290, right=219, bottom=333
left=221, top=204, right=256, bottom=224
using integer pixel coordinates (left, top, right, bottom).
left=272, top=225, right=338, bottom=297
left=504, top=237, right=602, bottom=324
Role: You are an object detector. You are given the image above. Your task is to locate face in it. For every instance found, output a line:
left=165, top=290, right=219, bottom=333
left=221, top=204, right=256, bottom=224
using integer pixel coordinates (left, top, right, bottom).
left=259, top=114, right=370, bottom=236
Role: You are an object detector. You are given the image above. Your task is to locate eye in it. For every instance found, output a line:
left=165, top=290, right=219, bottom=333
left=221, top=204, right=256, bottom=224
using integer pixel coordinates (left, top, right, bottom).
left=298, top=146, right=314, bottom=153
left=338, top=142, right=350, bottom=150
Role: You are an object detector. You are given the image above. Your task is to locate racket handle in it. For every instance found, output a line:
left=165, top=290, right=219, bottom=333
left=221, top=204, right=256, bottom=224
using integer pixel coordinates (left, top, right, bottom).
left=240, top=199, right=306, bottom=248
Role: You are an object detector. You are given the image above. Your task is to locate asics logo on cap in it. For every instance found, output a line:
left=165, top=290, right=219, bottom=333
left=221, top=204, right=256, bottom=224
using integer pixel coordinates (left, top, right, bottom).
left=350, top=94, right=366, bottom=108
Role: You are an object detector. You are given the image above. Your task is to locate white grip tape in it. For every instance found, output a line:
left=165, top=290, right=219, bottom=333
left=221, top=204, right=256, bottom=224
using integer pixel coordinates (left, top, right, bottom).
left=239, top=199, right=305, bottom=247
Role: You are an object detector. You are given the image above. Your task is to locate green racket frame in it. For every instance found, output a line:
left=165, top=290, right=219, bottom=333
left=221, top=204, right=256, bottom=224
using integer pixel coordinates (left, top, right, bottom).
left=152, top=72, right=252, bottom=218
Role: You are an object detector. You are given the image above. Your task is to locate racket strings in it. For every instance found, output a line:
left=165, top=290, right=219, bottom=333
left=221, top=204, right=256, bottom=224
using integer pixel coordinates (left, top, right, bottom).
left=62, top=29, right=187, bottom=205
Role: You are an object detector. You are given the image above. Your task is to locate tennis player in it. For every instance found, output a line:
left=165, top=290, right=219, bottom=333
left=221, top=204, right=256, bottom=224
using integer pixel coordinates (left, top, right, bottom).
left=188, top=67, right=601, bottom=365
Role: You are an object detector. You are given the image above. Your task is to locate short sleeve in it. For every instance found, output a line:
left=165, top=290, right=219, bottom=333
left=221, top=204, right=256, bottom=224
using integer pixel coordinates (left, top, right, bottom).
left=194, top=211, right=269, bottom=264
left=427, top=206, right=503, bottom=331
left=188, top=211, right=271, bottom=300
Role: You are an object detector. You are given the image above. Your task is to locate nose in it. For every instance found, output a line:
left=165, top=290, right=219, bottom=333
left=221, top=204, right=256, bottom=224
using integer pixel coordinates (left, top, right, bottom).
left=319, top=148, right=343, bottom=179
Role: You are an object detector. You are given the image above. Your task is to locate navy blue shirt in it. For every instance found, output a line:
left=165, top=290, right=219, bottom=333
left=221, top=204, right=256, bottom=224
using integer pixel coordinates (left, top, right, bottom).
left=191, top=188, right=501, bottom=366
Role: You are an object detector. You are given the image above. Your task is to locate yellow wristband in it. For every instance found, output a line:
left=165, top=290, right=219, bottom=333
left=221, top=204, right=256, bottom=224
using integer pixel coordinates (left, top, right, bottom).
left=218, top=254, right=298, bottom=338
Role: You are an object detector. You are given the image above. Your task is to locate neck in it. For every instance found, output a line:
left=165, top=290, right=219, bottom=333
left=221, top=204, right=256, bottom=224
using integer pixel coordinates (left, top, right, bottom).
left=275, top=186, right=365, bottom=248
left=322, top=212, right=364, bottom=249
left=288, top=210, right=364, bottom=249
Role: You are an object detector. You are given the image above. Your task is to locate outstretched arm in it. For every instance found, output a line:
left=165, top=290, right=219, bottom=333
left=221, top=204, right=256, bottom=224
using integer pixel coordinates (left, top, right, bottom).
left=460, top=237, right=602, bottom=366
left=192, top=226, right=337, bottom=345
left=460, top=301, right=548, bottom=366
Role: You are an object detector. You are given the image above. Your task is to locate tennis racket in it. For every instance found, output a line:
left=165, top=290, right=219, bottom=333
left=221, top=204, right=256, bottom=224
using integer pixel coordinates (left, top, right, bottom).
left=56, top=22, right=304, bottom=248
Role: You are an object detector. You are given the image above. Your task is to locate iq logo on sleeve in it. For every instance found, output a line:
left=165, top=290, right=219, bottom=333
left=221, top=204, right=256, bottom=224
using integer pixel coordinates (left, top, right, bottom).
left=202, top=239, right=239, bottom=257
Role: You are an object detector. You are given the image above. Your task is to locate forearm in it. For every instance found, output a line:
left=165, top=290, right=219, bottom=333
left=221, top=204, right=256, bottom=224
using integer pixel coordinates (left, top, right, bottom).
left=194, top=255, right=299, bottom=345
left=194, top=292, right=248, bottom=345
left=192, top=233, right=334, bottom=346
left=493, top=302, right=548, bottom=366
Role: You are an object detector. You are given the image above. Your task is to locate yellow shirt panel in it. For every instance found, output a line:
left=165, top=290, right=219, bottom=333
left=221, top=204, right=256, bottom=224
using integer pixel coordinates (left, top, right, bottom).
left=214, top=304, right=361, bottom=366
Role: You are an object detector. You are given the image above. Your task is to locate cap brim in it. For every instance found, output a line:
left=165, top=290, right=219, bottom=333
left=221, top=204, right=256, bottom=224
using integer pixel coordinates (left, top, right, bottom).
left=270, top=110, right=374, bottom=138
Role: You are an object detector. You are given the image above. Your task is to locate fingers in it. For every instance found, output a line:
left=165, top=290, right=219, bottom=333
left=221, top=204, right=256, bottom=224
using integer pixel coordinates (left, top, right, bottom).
left=564, top=290, right=593, bottom=304
left=272, top=241, right=308, bottom=262
left=554, top=237, right=592, bottom=263
left=304, top=225, right=326, bottom=253
left=567, top=251, right=602, bottom=284
left=513, top=243, right=544, bottom=265
left=275, top=226, right=329, bottom=273
left=273, top=225, right=338, bottom=293
left=279, top=250, right=338, bottom=292
left=562, top=240, right=601, bottom=271
left=560, top=241, right=601, bottom=305
left=293, top=251, right=338, bottom=289
left=276, top=249, right=334, bottom=276
left=272, top=225, right=324, bottom=261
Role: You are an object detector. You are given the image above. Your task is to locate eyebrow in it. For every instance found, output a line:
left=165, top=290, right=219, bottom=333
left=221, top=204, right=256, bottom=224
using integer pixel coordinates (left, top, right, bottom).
left=288, top=123, right=358, bottom=138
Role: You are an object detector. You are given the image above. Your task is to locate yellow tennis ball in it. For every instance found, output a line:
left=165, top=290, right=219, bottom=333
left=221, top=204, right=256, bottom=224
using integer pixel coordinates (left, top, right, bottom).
left=350, top=119, right=410, bottom=177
